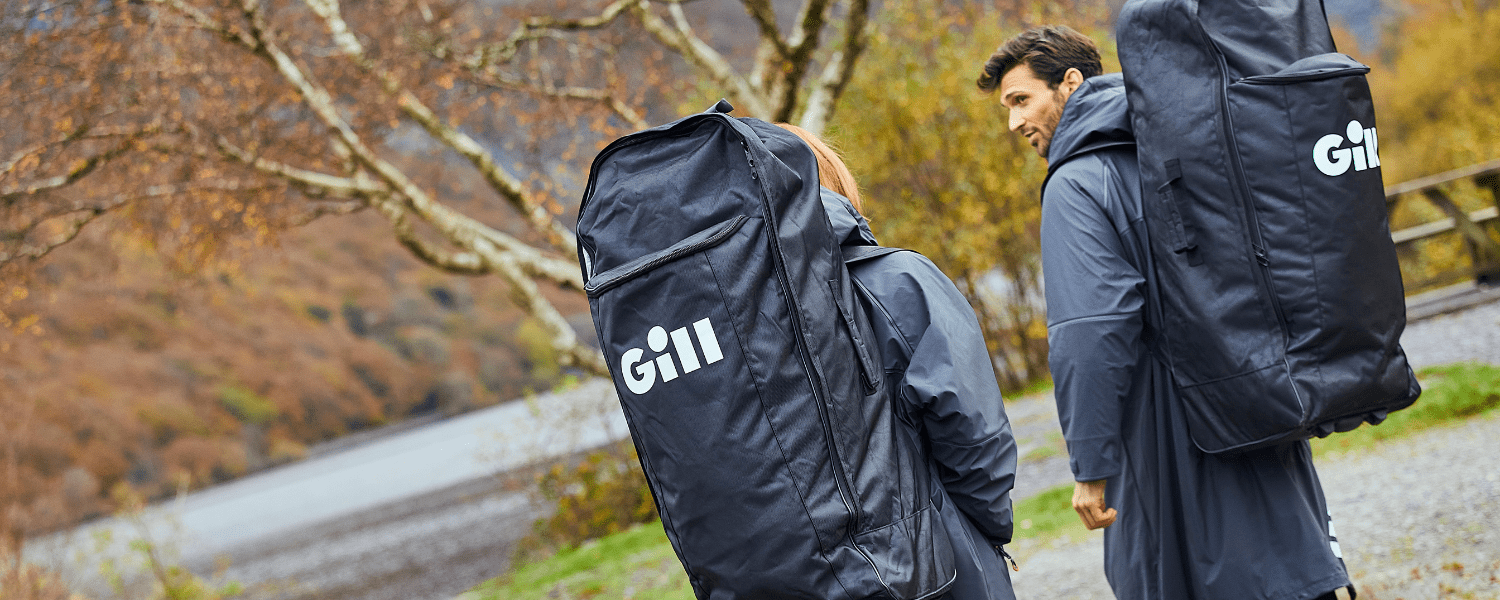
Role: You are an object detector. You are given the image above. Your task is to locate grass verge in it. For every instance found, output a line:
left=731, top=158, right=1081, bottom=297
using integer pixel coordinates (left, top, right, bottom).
left=464, top=522, right=692, bottom=600
left=1311, top=362, right=1500, bottom=457
left=1011, top=482, right=1084, bottom=544
left=475, top=363, right=1500, bottom=598
left=475, top=483, right=1086, bottom=600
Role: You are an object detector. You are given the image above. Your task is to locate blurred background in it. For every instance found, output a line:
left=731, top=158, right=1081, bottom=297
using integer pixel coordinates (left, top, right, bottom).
left=2, top=0, right=1497, bottom=598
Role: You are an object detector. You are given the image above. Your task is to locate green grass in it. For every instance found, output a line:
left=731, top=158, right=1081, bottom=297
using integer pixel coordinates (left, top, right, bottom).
left=1020, top=431, right=1066, bottom=464
left=1311, top=362, right=1500, bottom=457
left=1011, top=482, right=1086, bottom=543
left=465, top=523, right=693, bottom=600
left=472, top=488, right=1088, bottom=600
left=472, top=485, right=1088, bottom=600
left=474, top=363, right=1500, bottom=598
left=1010, top=376, right=1055, bottom=398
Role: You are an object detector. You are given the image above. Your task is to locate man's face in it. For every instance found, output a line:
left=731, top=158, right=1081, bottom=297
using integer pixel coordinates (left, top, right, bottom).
left=999, top=63, right=1068, bottom=159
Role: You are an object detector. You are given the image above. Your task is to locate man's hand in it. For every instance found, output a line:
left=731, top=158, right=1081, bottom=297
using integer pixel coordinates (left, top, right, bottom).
left=1073, top=479, right=1117, bottom=530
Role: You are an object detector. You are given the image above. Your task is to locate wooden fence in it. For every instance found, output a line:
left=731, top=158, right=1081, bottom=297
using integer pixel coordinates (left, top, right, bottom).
left=1386, top=158, right=1500, bottom=292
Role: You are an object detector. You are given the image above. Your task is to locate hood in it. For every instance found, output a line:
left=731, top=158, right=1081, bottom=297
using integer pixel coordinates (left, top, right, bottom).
left=819, top=186, right=879, bottom=247
left=1045, top=73, right=1134, bottom=177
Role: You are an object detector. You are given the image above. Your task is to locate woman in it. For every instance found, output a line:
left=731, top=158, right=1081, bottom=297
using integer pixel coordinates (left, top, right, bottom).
left=778, top=124, right=1020, bottom=600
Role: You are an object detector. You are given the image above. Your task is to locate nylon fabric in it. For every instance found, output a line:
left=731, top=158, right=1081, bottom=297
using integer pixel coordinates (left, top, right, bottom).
left=825, top=191, right=1018, bottom=600
left=579, top=103, right=955, bottom=599
left=1116, top=0, right=1419, bottom=453
left=1041, top=73, right=1351, bottom=600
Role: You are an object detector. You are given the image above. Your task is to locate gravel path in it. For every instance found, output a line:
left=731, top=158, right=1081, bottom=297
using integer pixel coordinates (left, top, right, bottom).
left=1006, top=300, right=1500, bottom=600
left=1400, top=299, right=1500, bottom=369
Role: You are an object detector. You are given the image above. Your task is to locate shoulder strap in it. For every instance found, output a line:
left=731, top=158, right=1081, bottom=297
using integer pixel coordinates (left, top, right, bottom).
left=841, top=245, right=908, bottom=265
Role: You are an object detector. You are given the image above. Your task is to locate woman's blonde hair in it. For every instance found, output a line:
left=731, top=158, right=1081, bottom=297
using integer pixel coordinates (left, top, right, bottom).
left=775, top=123, right=863, bottom=212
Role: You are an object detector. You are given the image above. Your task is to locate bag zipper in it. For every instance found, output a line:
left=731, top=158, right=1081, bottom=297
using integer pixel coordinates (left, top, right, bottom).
left=1201, top=23, right=1308, bottom=421
left=584, top=215, right=749, bottom=297
left=741, top=139, right=867, bottom=556
left=1237, top=66, right=1368, bottom=85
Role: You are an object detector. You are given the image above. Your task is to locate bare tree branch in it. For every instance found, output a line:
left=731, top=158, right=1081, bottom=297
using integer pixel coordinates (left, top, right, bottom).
left=0, top=210, right=105, bottom=266
left=767, top=0, right=833, bottom=122
left=473, top=71, right=650, bottom=131
left=458, top=0, right=638, bottom=69
left=212, top=134, right=584, bottom=288
left=635, top=1, right=771, bottom=118
left=303, top=0, right=579, bottom=255
left=370, top=200, right=490, bottom=276
left=741, top=0, right=789, bottom=64
left=149, top=0, right=260, bottom=50
left=364, top=194, right=606, bottom=373
left=798, top=0, right=871, bottom=134
left=148, top=0, right=592, bottom=297
left=213, top=137, right=384, bottom=198
left=490, top=250, right=606, bottom=374
left=0, top=136, right=141, bottom=203
left=0, top=181, right=227, bottom=266
left=743, top=0, right=785, bottom=93
left=288, top=200, right=366, bottom=226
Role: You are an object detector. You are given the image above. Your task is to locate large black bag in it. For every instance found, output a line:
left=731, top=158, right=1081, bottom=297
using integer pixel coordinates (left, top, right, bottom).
left=1117, top=0, right=1420, bottom=453
left=576, top=100, right=955, bottom=600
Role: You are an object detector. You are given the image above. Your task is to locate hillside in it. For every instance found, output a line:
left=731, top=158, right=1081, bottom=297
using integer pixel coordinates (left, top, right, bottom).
left=0, top=202, right=591, bottom=538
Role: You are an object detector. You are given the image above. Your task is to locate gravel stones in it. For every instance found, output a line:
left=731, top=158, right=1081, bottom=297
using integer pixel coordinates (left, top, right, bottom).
left=1009, top=300, right=1500, bottom=600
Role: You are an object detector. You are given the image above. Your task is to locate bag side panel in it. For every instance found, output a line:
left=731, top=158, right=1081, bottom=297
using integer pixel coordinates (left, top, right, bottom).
left=747, top=120, right=954, bottom=598
left=1227, top=62, right=1417, bottom=428
left=1120, top=0, right=1287, bottom=388
left=590, top=219, right=856, bottom=599
left=1122, top=0, right=1422, bottom=452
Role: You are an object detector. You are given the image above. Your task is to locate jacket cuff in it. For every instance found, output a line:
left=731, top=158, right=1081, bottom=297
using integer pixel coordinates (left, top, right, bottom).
left=1066, top=434, right=1123, bottom=481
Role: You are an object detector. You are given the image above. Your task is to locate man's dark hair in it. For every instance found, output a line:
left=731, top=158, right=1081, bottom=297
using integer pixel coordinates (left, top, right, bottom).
left=977, top=25, right=1103, bottom=92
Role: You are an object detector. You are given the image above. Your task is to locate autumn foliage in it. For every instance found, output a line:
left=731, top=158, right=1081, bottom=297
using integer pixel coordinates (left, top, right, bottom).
left=831, top=0, right=1115, bottom=390
left=1, top=0, right=882, bottom=549
left=0, top=0, right=1495, bottom=571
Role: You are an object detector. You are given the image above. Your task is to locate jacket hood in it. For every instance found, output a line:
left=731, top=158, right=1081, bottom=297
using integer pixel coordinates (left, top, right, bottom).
left=1045, top=73, right=1134, bottom=177
left=820, top=187, right=879, bottom=247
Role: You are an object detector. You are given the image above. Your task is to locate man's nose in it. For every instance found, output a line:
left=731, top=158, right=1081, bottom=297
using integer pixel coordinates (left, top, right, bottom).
left=1008, top=110, right=1023, bottom=133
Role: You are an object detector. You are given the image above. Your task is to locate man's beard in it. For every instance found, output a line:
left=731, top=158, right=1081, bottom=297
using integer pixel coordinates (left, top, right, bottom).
left=1035, top=89, right=1067, bottom=159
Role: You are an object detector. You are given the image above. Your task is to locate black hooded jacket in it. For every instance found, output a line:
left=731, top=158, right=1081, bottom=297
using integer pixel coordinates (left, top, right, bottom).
left=1040, top=74, right=1351, bottom=599
left=821, top=190, right=1019, bottom=600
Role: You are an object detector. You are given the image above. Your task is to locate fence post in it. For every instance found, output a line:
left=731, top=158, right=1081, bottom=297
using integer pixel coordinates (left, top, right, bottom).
left=1421, top=187, right=1500, bottom=283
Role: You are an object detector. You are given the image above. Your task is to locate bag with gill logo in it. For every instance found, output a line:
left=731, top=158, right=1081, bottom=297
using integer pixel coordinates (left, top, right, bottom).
left=1118, top=0, right=1421, bottom=454
left=576, top=100, right=955, bottom=600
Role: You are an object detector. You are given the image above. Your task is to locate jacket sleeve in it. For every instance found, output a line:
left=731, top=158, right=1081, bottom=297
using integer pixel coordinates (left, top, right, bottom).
left=860, top=253, right=1018, bottom=547
left=1040, top=158, right=1146, bottom=483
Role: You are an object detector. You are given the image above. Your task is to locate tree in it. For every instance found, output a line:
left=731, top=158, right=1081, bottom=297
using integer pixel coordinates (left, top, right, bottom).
left=1363, top=0, right=1500, bottom=185
left=0, top=0, right=878, bottom=540
left=1, top=0, right=876, bottom=378
left=830, top=0, right=1114, bottom=390
left=1350, top=0, right=1500, bottom=288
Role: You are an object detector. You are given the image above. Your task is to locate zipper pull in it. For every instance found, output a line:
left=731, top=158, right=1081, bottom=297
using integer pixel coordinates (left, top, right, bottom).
left=1252, top=245, right=1269, bottom=267
left=998, top=546, right=1020, bottom=572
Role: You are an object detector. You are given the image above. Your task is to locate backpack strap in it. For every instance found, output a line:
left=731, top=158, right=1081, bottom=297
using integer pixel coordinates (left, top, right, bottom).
left=841, top=245, right=908, bottom=265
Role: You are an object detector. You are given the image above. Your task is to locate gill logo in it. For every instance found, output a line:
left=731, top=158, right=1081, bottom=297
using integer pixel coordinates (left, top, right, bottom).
left=621, top=318, right=724, bottom=395
left=1313, top=120, right=1379, bottom=177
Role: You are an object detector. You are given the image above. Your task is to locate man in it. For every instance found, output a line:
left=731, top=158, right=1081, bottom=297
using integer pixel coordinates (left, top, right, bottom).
left=977, top=26, right=1351, bottom=600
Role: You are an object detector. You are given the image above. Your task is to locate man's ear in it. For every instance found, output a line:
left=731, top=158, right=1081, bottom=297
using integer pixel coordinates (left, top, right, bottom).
left=1058, top=67, right=1086, bottom=100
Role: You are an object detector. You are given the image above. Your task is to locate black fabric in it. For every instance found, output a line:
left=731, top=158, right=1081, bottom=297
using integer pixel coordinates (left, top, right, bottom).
left=1041, top=75, right=1351, bottom=599
left=578, top=103, right=955, bottom=599
left=1116, top=0, right=1419, bottom=453
left=824, top=191, right=1019, bottom=600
